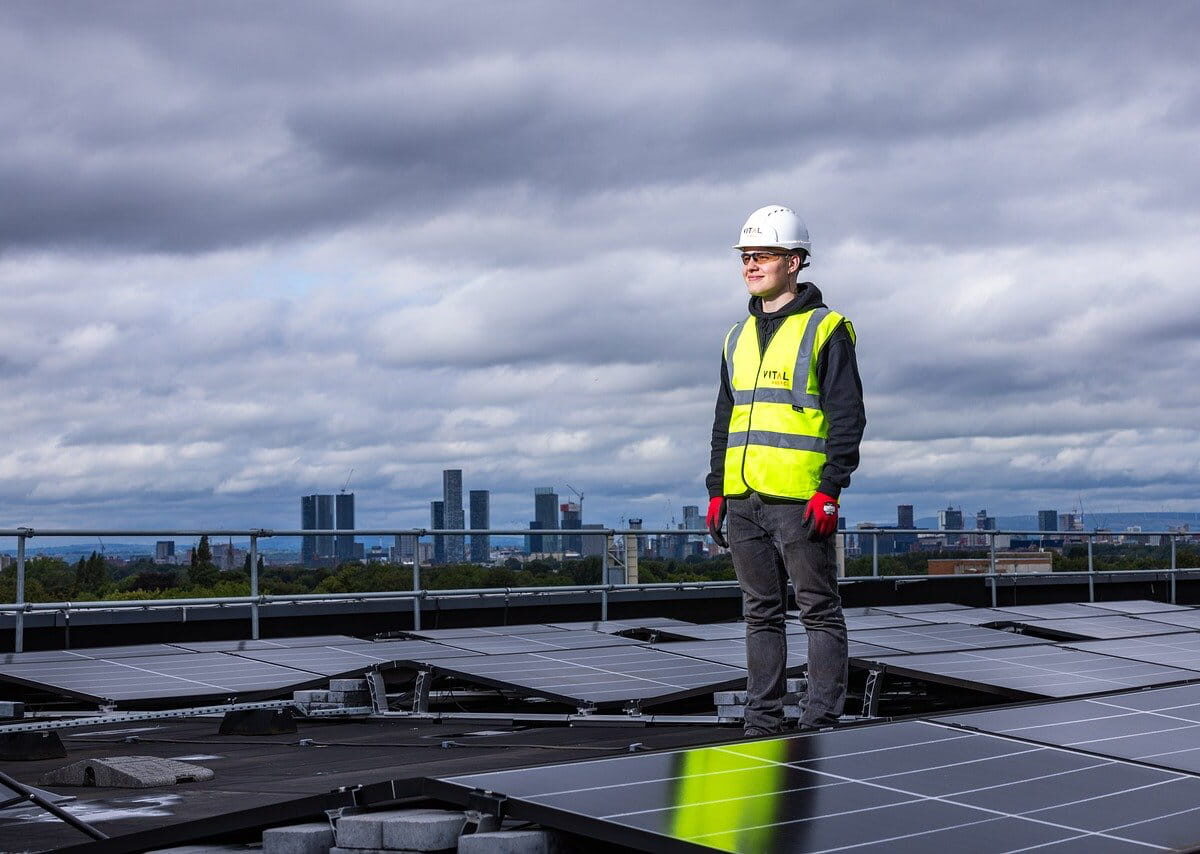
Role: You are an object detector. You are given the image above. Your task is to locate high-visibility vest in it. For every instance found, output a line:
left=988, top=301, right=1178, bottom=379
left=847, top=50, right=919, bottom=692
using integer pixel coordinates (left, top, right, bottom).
left=669, top=738, right=787, bottom=850
left=722, top=308, right=855, bottom=500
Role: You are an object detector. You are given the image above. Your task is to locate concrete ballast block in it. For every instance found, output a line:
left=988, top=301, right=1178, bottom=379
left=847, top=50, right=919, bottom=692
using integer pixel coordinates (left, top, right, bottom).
left=328, top=679, right=369, bottom=692
left=457, top=829, right=564, bottom=854
left=293, top=690, right=332, bottom=703
left=263, top=821, right=335, bottom=854
left=380, top=809, right=466, bottom=851
left=335, top=809, right=442, bottom=849
left=0, top=701, right=25, bottom=719
left=39, top=756, right=214, bottom=788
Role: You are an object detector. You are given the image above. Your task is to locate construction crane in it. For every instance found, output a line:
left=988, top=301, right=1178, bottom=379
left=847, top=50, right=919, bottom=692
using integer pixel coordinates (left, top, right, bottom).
left=565, top=483, right=584, bottom=522
left=341, top=468, right=354, bottom=494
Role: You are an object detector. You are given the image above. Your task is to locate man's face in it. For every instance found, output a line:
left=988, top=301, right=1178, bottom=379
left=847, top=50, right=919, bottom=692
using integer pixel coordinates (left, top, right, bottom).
left=740, top=248, right=798, bottom=300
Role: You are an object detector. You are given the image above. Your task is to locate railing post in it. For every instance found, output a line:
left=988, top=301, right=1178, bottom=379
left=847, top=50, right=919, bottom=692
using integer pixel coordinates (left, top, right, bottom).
left=871, top=532, right=878, bottom=577
left=1087, top=536, right=1094, bottom=574
left=989, top=532, right=997, bottom=575
left=1087, top=533, right=1095, bottom=601
left=15, top=530, right=29, bottom=653
left=412, top=535, right=422, bottom=631
left=1170, top=534, right=1178, bottom=604
left=601, top=586, right=608, bottom=621
left=249, top=534, right=259, bottom=640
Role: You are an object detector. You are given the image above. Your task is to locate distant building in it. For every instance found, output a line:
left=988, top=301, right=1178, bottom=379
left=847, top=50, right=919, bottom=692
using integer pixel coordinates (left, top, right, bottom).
left=531, top=487, right=559, bottom=553
left=928, top=553, right=1053, bottom=575
left=561, top=501, right=582, bottom=554
left=443, top=470, right=465, bottom=563
left=430, top=500, right=446, bottom=564
left=897, top=505, right=915, bottom=529
left=335, top=493, right=356, bottom=562
left=469, top=489, right=490, bottom=563
left=1059, top=512, right=1082, bottom=532
left=155, top=541, right=175, bottom=563
left=1037, top=510, right=1059, bottom=534
left=211, top=541, right=245, bottom=571
left=937, top=506, right=963, bottom=531
left=683, top=505, right=702, bottom=530
left=975, top=510, right=996, bottom=531
left=581, top=523, right=607, bottom=558
left=301, top=493, right=341, bottom=567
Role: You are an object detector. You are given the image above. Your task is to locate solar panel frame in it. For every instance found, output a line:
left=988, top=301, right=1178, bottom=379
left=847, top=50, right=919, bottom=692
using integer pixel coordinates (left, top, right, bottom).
left=0, top=652, right=321, bottom=704
left=852, top=644, right=1199, bottom=699
left=403, top=645, right=747, bottom=707
left=428, top=719, right=1200, bottom=853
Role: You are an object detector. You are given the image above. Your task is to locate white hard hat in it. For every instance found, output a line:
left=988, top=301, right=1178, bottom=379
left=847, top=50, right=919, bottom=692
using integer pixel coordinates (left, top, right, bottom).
left=733, top=205, right=812, bottom=254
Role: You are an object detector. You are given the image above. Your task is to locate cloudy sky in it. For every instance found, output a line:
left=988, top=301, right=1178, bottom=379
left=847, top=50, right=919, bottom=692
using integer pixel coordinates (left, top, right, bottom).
left=3, top=0, right=1199, bottom=539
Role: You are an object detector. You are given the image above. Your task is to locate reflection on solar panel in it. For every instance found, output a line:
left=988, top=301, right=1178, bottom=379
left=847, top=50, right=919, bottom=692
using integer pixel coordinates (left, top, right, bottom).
left=1011, top=616, right=1192, bottom=641
left=902, top=608, right=1020, bottom=626
left=853, top=645, right=1197, bottom=699
left=548, top=618, right=697, bottom=634
left=429, top=720, right=1200, bottom=852
left=849, top=623, right=1050, bottom=654
left=431, top=630, right=643, bottom=655
left=868, top=603, right=974, bottom=615
left=992, top=603, right=1114, bottom=620
left=404, top=624, right=565, bottom=640
left=170, top=634, right=370, bottom=652
left=1063, top=634, right=1200, bottom=673
left=0, top=644, right=191, bottom=665
left=943, top=683, right=1200, bottom=776
left=1133, top=610, right=1200, bottom=630
left=0, top=653, right=319, bottom=704
left=230, top=640, right=479, bottom=676
left=1086, top=600, right=1192, bottom=615
left=410, top=646, right=746, bottom=707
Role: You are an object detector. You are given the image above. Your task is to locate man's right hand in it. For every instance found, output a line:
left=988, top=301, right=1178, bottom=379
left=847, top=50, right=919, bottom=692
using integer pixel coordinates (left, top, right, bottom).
left=706, top=496, right=728, bottom=548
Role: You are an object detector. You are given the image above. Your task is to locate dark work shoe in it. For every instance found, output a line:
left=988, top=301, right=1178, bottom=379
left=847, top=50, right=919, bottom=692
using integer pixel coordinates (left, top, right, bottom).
left=743, top=726, right=780, bottom=738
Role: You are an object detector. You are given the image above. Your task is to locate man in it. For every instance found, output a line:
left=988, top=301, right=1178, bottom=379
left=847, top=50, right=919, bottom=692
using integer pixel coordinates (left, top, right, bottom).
left=706, top=205, right=866, bottom=735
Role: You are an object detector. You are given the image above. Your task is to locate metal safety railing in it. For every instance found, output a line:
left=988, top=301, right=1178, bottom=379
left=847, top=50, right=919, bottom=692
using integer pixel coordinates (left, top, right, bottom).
left=1, top=525, right=1196, bottom=653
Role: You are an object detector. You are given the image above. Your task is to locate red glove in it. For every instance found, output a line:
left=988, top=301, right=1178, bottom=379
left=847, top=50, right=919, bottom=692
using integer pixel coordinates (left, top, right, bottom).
left=706, top=496, right=728, bottom=548
left=803, top=492, right=839, bottom=539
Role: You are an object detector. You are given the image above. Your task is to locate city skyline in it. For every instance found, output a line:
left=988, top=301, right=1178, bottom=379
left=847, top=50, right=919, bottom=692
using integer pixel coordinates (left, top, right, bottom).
left=4, top=5, right=1200, bottom=534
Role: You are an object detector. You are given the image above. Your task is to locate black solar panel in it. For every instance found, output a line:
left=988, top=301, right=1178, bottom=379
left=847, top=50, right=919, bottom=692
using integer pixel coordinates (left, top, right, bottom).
left=1132, top=610, right=1200, bottom=630
left=0, top=653, right=319, bottom=704
left=170, top=634, right=370, bottom=652
left=407, top=646, right=746, bottom=707
left=431, top=630, right=643, bottom=655
left=992, top=603, right=1115, bottom=620
left=647, top=637, right=894, bottom=671
left=943, top=683, right=1200, bottom=776
left=230, top=640, right=479, bottom=676
left=849, top=623, right=1051, bottom=654
left=653, top=623, right=748, bottom=642
left=903, top=607, right=1021, bottom=626
left=548, top=618, right=697, bottom=634
left=1086, top=600, right=1192, bottom=615
left=853, top=645, right=1198, bottom=699
left=0, top=644, right=191, bottom=665
left=1062, top=634, right=1200, bottom=673
left=791, top=609, right=933, bottom=630
left=405, top=624, right=565, bottom=640
left=429, top=719, right=1200, bottom=852
left=1010, top=616, right=1192, bottom=641
left=868, top=603, right=975, bottom=615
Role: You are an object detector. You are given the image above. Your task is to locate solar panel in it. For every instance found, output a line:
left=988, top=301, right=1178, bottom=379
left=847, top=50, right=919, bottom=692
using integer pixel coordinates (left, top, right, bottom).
left=652, top=623, right=748, bottom=642
left=868, top=603, right=975, bottom=615
left=942, top=683, right=1200, bottom=777
left=430, top=630, right=643, bottom=655
left=406, top=646, right=746, bottom=707
left=648, top=637, right=894, bottom=671
left=791, top=609, right=933, bottom=630
left=1062, top=634, right=1200, bottom=673
left=853, top=645, right=1198, bottom=699
left=0, top=653, right=320, bottom=704
left=848, top=623, right=1051, bottom=654
left=0, top=644, right=191, bottom=665
left=902, top=607, right=1021, bottom=626
left=1132, top=609, right=1200, bottom=630
left=1008, top=616, right=1193, bottom=641
left=548, top=618, right=698, bottom=634
left=992, top=603, right=1115, bottom=620
left=1086, top=600, right=1192, bottom=615
left=230, top=640, right=479, bottom=676
left=404, top=624, right=566, bottom=640
left=170, top=634, right=370, bottom=652
left=428, top=719, right=1200, bottom=852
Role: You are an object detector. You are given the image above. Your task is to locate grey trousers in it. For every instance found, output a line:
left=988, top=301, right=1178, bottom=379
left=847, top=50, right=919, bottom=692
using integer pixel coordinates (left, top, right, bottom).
left=727, top=493, right=848, bottom=730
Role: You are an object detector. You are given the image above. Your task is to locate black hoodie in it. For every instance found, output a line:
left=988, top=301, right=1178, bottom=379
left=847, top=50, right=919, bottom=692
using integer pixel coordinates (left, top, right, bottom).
left=706, top=282, right=866, bottom=500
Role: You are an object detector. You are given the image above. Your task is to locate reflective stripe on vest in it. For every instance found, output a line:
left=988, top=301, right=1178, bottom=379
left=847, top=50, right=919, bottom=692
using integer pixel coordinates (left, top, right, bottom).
left=722, top=308, right=855, bottom=500
left=669, top=740, right=787, bottom=850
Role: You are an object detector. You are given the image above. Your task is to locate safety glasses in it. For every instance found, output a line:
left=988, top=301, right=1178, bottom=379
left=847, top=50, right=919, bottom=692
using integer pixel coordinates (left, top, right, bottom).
left=740, top=251, right=789, bottom=265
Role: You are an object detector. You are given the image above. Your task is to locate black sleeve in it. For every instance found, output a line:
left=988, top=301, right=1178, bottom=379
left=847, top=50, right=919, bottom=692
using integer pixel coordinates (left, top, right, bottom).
left=815, top=324, right=866, bottom=499
left=706, top=354, right=733, bottom=498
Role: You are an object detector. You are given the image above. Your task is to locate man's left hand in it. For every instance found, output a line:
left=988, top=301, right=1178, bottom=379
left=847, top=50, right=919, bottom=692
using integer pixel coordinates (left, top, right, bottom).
left=803, top=492, right=839, bottom=539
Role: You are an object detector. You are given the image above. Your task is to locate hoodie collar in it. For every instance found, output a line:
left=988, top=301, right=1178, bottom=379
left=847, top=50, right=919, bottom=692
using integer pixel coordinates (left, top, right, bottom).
left=748, top=281, right=826, bottom=318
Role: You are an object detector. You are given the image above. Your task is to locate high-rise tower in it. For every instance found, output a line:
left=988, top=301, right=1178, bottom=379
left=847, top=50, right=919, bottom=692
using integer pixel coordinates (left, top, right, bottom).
left=469, top=490, right=490, bottom=563
left=443, top=469, right=465, bottom=563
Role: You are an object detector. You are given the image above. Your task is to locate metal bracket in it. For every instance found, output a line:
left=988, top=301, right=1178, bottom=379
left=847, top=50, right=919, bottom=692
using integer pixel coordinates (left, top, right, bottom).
left=366, top=669, right=389, bottom=714
left=863, top=667, right=884, bottom=718
left=465, top=788, right=507, bottom=823
left=412, top=670, right=433, bottom=714
left=624, top=699, right=643, bottom=717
